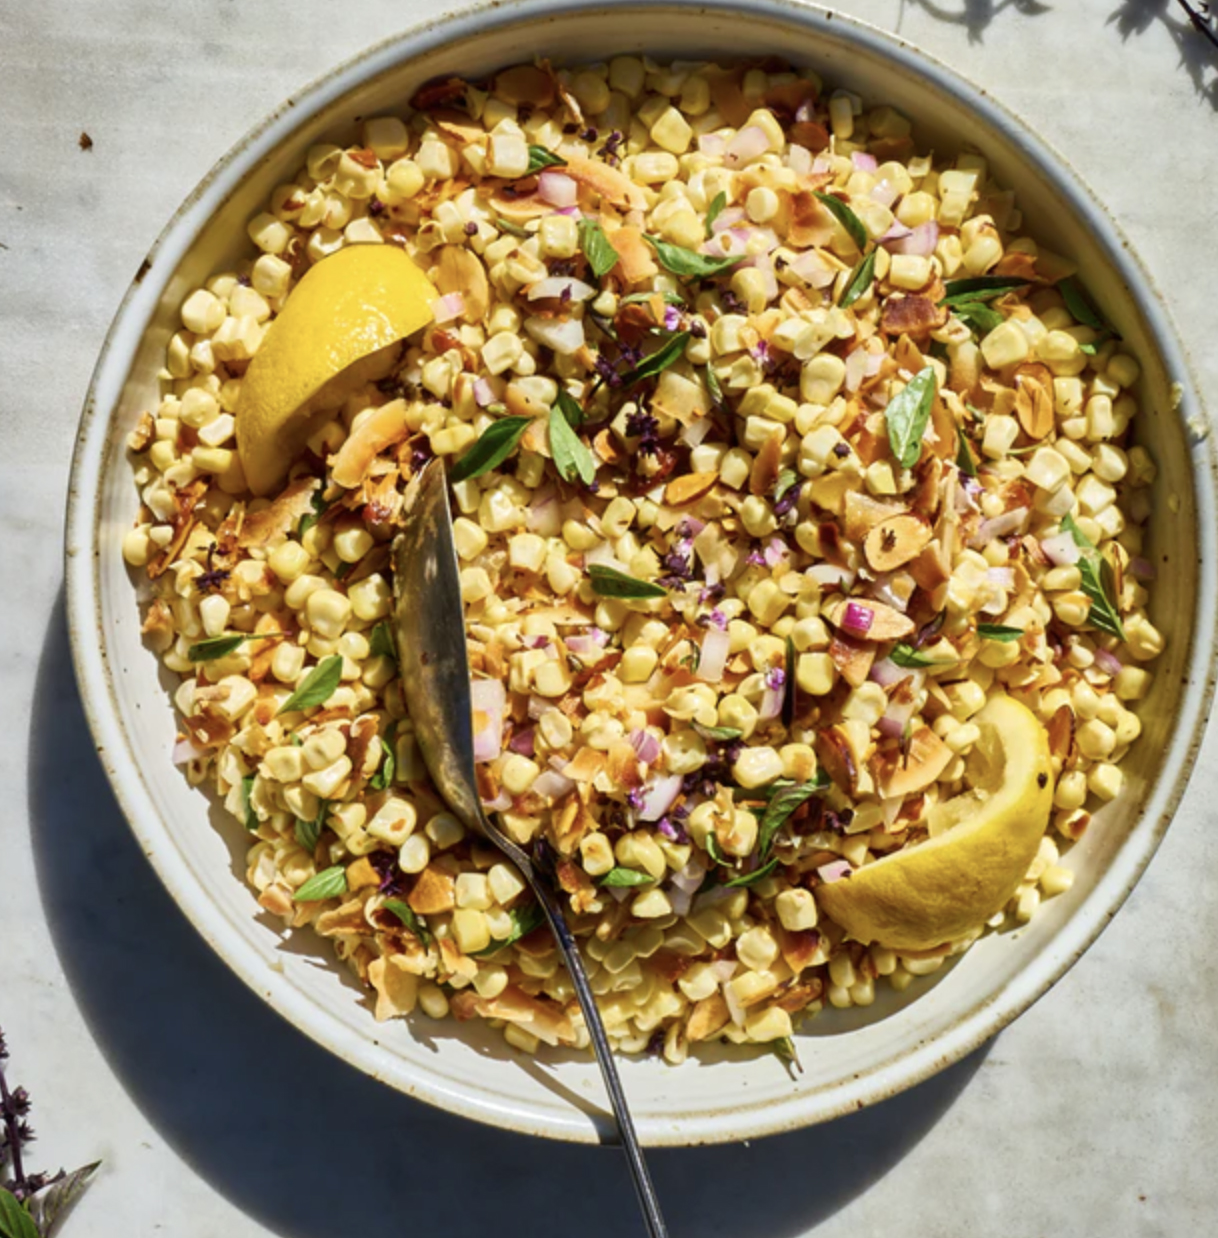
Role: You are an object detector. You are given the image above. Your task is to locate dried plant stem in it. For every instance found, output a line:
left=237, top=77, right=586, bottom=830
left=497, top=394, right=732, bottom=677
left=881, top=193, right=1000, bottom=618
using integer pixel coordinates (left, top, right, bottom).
left=0, top=1061, right=27, bottom=1191
left=1176, top=0, right=1218, bottom=51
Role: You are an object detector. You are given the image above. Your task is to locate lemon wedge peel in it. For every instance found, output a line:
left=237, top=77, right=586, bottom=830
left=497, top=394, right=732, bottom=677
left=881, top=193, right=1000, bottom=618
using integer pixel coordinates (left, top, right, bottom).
left=816, top=693, right=1054, bottom=952
left=235, top=244, right=435, bottom=496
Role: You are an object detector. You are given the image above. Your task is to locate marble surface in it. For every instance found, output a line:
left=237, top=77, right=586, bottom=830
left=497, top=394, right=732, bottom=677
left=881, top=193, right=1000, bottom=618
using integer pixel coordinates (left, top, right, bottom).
left=3, top=1, right=1217, bottom=1235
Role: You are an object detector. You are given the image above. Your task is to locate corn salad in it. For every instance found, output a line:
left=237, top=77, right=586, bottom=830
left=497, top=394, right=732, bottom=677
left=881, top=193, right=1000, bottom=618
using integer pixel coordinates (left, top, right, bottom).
left=123, top=56, right=1163, bottom=1063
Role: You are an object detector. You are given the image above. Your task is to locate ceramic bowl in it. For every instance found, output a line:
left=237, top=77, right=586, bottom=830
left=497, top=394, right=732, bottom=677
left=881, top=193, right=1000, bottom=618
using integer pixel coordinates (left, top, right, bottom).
left=65, top=0, right=1218, bottom=1145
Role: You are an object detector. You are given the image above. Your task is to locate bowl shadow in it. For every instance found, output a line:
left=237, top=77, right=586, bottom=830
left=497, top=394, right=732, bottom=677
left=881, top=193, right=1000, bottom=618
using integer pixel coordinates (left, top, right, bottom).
left=31, top=589, right=988, bottom=1238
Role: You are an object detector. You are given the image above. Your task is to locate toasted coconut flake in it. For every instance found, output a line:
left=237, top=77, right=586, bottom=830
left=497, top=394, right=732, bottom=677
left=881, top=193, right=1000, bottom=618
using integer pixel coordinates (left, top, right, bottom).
left=687, top=992, right=732, bottom=1041
left=828, top=633, right=877, bottom=688
left=873, top=728, right=953, bottom=798
left=783, top=188, right=836, bottom=249
left=329, top=400, right=410, bottom=490
left=1047, top=702, right=1076, bottom=762
left=864, top=514, right=933, bottom=572
left=563, top=154, right=648, bottom=211
left=407, top=863, right=456, bottom=915
left=707, top=69, right=750, bottom=128
left=1013, top=362, right=1055, bottom=440
left=368, top=953, right=420, bottom=1021
left=433, top=246, right=490, bottom=323
left=411, top=75, right=469, bottom=111
left=128, top=411, right=155, bottom=452
left=562, top=747, right=607, bottom=782
left=881, top=295, right=948, bottom=338
left=749, top=429, right=785, bottom=496
left=815, top=725, right=861, bottom=795
left=665, top=470, right=719, bottom=506
left=843, top=489, right=907, bottom=545
left=605, top=224, right=656, bottom=283
left=651, top=369, right=709, bottom=426
left=431, top=108, right=485, bottom=146
left=316, top=896, right=371, bottom=936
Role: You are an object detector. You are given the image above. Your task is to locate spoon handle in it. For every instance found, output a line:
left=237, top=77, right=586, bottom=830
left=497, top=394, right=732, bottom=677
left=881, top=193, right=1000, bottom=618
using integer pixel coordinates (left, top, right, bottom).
left=526, top=872, right=670, bottom=1238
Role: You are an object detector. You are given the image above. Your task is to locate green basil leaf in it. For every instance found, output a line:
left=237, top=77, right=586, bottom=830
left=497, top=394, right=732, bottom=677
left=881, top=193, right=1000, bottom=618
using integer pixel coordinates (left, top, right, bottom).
left=25, top=1161, right=102, bottom=1238
left=548, top=402, right=597, bottom=486
left=977, top=623, right=1024, bottom=642
left=188, top=631, right=284, bottom=663
left=782, top=633, right=797, bottom=729
left=278, top=654, right=343, bottom=714
left=448, top=415, right=532, bottom=483
left=295, top=799, right=328, bottom=850
left=705, top=362, right=728, bottom=414
left=241, top=774, right=258, bottom=832
left=297, top=487, right=328, bottom=538
left=773, top=468, right=799, bottom=503
left=292, top=865, right=347, bottom=902
left=722, top=856, right=781, bottom=888
left=494, top=216, right=531, bottom=238
left=525, top=145, right=566, bottom=174
left=758, top=775, right=828, bottom=859
left=587, top=564, right=667, bottom=600
left=772, top=1036, right=804, bottom=1076
left=812, top=190, right=868, bottom=251
left=578, top=218, right=620, bottom=279
left=1079, top=341, right=1098, bottom=356
left=368, top=734, right=396, bottom=791
left=839, top=249, right=877, bottom=309
left=619, top=290, right=686, bottom=306
left=939, top=275, right=1030, bottom=305
left=705, top=190, right=728, bottom=238
left=890, top=642, right=943, bottom=668
left=956, top=430, right=978, bottom=478
left=369, top=620, right=398, bottom=663
left=1062, top=514, right=1127, bottom=640
left=599, top=866, right=655, bottom=888
left=704, top=832, right=729, bottom=867
left=555, top=387, right=586, bottom=427
left=953, top=300, right=1005, bottom=336
left=645, top=237, right=743, bottom=279
left=1058, top=276, right=1118, bottom=337
left=621, top=331, right=690, bottom=386
left=0, top=1190, right=41, bottom=1238
left=884, top=366, right=937, bottom=469
left=471, top=900, right=546, bottom=956
left=382, top=898, right=432, bottom=947
left=692, top=722, right=744, bottom=742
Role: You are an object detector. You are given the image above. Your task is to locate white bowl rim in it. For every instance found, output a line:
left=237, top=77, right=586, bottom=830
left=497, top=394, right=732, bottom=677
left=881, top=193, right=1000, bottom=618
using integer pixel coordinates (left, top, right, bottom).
left=65, top=0, right=1218, bottom=1146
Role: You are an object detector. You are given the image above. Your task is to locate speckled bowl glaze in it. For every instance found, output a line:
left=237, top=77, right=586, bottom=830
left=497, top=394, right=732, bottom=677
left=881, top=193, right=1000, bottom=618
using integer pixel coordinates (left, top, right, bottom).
left=65, top=0, right=1218, bottom=1145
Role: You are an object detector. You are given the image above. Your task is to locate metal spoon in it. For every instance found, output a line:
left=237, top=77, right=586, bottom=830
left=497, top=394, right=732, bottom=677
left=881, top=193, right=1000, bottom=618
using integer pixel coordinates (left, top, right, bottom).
left=392, top=458, right=669, bottom=1238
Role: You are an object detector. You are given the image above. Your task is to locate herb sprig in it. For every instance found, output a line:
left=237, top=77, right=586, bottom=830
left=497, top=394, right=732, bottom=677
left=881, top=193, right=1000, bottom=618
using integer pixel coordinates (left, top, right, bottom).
left=1, top=1027, right=100, bottom=1236
left=884, top=367, right=937, bottom=469
left=1062, top=514, right=1127, bottom=640
left=586, top=565, right=666, bottom=600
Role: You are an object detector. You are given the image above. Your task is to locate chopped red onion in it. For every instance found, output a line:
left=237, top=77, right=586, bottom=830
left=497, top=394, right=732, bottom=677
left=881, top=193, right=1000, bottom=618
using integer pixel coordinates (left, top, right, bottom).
left=870, top=575, right=910, bottom=612
left=786, top=143, right=813, bottom=174
left=725, top=125, right=769, bottom=166
left=881, top=220, right=914, bottom=243
left=986, top=566, right=1016, bottom=589
left=711, top=205, right=746, bottom=235
left=811, top=155, right=834, bottom=174
left=668, top=858, right=708, bottom=917
left=537, top=170, right=578, bottom=207
left=1094, top=648, right=1124, bottom=676
left=763, top=536, right=789, bottom=568
left=639, top=773, right=683, bottom=822
left=481, top=789, right=512, bottom=813
left=1040, top=530, right=1081, bottom=567
left=589, top=627, right=610, bottom=647
left=869, top=178, right=899, bottom=209
left=787, top=249, right=839, bottom=289
left=880, top=796, right=905, bottom=829
left=532, top=769, right=575, bottom=801
left=842, top=601, right=875, bottom=636
left=886, top=221, right=939, bottom=257
left=696, top=626, right=731, bottom=682
left=527, top=694, right=549, bottom=721
left=172, top=735, right=205, bottom=766
left=473, top=377, right=496, bottom=408
left=869, top=657, right=908, bottom=688
left=430, top=292, right=465, bottom=324
left=970, top=507, right=1029, bottom=549
left=630, top=729, right=662, bottom=765
left=526, top=488, right=563, bottom=537
left=817, top=859, right=854, bottom=884
left=698, top=132, right=727, bottom=158
left=508, top=727, right=535, bottom=757
left=564, top=634, right=601, bottom=657
left=470, top=678, right=506, bottom=763
left=852, top=151, right=878, bottom=172
left=759, top=684, right=784, bottom=720
left=878, top=693, right=918, bottom=737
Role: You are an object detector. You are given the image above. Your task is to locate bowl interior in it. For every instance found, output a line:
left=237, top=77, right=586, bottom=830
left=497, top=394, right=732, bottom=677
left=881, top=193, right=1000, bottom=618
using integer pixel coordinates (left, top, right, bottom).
left=69, top=0, right=1216, bottom=1145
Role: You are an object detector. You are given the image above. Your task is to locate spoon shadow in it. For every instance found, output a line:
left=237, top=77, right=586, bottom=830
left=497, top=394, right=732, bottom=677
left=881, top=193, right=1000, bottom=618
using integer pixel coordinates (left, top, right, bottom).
left=30, top=590, right=987, bottom=1238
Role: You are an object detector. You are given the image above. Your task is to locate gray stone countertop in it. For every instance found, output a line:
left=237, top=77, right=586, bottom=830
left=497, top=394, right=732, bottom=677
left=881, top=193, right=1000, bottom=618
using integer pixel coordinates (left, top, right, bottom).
left=2, top=2, right=1216, bottom=1235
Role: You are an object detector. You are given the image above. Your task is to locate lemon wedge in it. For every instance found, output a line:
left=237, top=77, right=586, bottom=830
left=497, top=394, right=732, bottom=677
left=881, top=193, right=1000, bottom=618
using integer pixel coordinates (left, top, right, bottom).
left=235, top=243, right=435, bottom=495
left=816, top=693, right=1053, bottom=952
